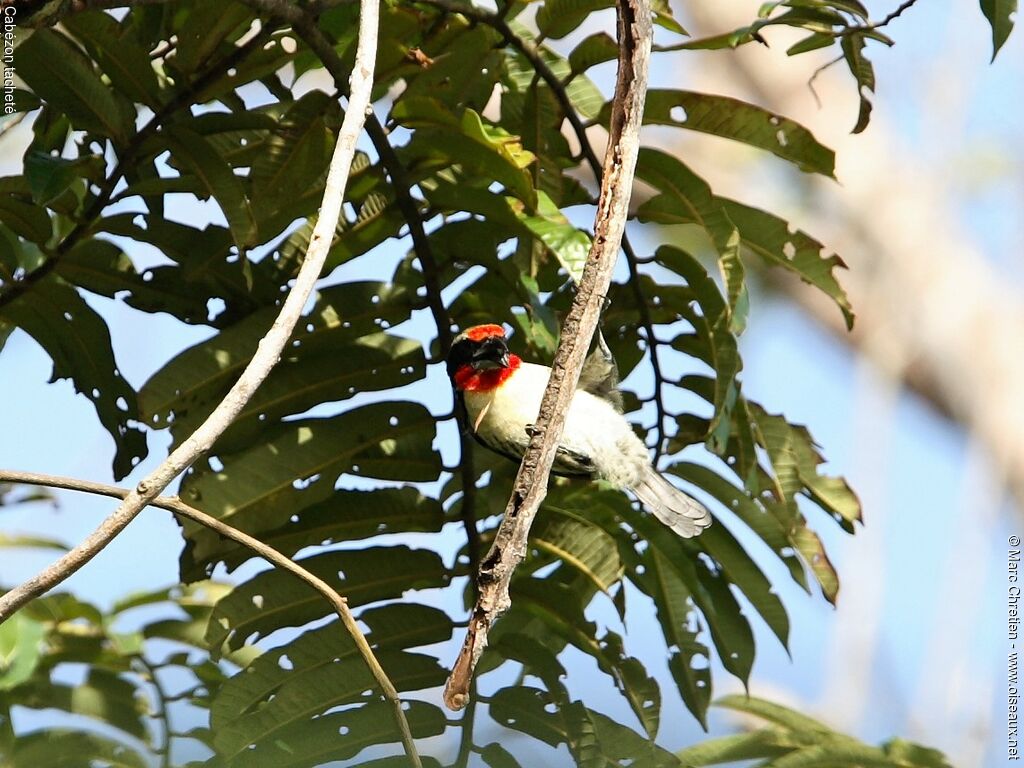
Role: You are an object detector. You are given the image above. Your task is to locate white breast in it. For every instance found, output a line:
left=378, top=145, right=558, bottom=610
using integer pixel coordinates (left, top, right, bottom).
left=464, top=362, right=650, bottom=487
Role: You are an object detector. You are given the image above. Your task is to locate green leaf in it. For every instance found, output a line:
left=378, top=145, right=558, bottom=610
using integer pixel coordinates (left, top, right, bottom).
left=8, top=670, right=149, bottom=741
left=173, top=1, right=254, bottom=74
left=174, top=332, right=425, bottom=452
left=481, top=742, right=525, bottom=768
left=716, top=694, right=833, bottom=733
left=511, top=578, right=662, bottom=737
left=634, top=545, right=712, bottom=727
left=721, top=197, right=854, bottom=329
left=651, top=0, right=688, bottom=35
left=250, top=91, right=337, bottom=230
left=395, top=99, right=537, bottom=205
left=980, top=0, right=1017, bottom=60
left=24, top=152, right=104, bottom=207
left=0, top=534, right=66, bottom=551
left=520, top=191, right=592, bottom=283
left=787, top=31, right=836, bottom=56
left=62, top=11, right=163, bottom=108
left=619, top=504, right=755, bottom=685
left=635, top=149, right=746, bottom=329
left=398, top=22, right=504, bottom=110
left=139, top=280, right=416, bottom=433
left=211, top=603, right=451, bottom=733
left=531, top=507, right=624, bottom=593
left=489, top=686, right=567, bottom=747
left=675, top=727, right=801, bottom=764
left=0, top=277, right=148, bottom=479
left=56, top=237, right=211, bottom=322
left=13, top=29, right=136, bottom=144
left=211, top=700, right=446, bottom=767
left=179, top=402, right=441, bottom=573
left=749, top=402, right=862, bottom=530
left=215, top=487, right=444, bottom=569
left=631, top=90, right=835, bottom=177
left=5, top=731, right=149, bottom=768
left=568, top=33, right=619, bottom=74
left=654, top=246, right=741, bottom=452
left=791, top=524, right=840, bottom=603
left=841, top=33, right=875, bottom=133
left=205, top=546, right=448, bottom=650
left=0, top=615, right=46, bottom=691
left=159, top=126, right=258, bottom=248
left=536, top=0, right=615, bottom=39
left=669, top=462, right=808, bottom=590
left=0, top=196, right=52, bottom=243
left=697, top=521, right=790, bottom=649
left=503, top=40, right=606, bottom=120
left=213, top=649, right=445, bottom=758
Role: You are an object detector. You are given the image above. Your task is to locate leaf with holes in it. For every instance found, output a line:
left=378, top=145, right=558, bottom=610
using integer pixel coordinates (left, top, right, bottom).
left=213, top=649, right=445, bottom=758
left=159, top=126, right=258, bottom=248
left=211, top=603, right=451, bottom=733
left=636, top=150, right=746, bottom=328
left=980, top=0, right=1017, bottom=60
left=213, top=700, right=446, bottom=767
left=213, top=487, right=444, bottom=570
left=722, top=197, right=854, bottom=329
left=626, top=90, right=835, bottom=177
left=178, top=402, right=440, bottom=575
left=749, top=402, right=861, bottom=531
left=205, top=546, right=447, bottom=651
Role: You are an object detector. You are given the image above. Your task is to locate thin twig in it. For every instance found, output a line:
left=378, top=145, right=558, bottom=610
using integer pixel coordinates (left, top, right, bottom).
left=0, top=0, right=377, bottom=632
left=243, top=0, right=484, bottom=583
left=0, top=3, right=421, bottom=761
left=135, top=656, right=173, bottom=768
left=442, top=0, right=653, bottom=709
left=0, top=469, right=420, bottom=767
left=841, top=0, right=921, bottom=37
left=415, top=0, right=672, bottom=461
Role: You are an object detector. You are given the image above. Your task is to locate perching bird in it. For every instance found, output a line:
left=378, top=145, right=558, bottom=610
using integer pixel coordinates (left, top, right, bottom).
left=446, top=323, right=712, bottom=538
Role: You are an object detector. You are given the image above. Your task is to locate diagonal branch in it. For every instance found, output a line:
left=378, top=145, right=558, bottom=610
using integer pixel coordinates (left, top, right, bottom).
left=241, top=0, right=483, bottom=580
left=0, top=0, right=380, bottom=628
left=442, top=0, right=653, bottom=710
left=0, top=469, right=421, bottom=766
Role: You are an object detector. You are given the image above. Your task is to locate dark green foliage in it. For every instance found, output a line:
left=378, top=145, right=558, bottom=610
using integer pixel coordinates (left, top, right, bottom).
left=0, top=0, right=983, bottom=764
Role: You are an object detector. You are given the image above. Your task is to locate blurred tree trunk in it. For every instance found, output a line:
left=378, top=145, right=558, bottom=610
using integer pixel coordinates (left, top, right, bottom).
left=677, top=1, right=1024, bottom=510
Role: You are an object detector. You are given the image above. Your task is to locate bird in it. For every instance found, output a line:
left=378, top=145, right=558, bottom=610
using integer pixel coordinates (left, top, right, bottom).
left=446, top=323, right=712, bottom=538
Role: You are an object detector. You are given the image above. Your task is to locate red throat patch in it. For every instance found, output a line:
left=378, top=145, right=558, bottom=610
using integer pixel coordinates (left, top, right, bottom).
left=464, top=324, right=506, bottom=342
left=454, top=354, right=521, bottom=392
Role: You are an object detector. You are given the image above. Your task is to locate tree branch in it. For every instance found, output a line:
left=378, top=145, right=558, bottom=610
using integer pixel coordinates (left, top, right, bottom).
left=241, top=0, right=483, bottom=582
left=0, top=468, right=421, bottom=767
left=0, top=0, right=380, bottom=627
left=442, top=0, right=653, bottom=710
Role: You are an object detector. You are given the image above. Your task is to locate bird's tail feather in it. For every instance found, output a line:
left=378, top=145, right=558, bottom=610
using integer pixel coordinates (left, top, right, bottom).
left=631, top=467, right=712, bottom=539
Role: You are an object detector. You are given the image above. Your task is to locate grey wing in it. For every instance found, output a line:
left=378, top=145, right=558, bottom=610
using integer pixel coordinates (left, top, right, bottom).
left=577, top=330, right=623, bottom=412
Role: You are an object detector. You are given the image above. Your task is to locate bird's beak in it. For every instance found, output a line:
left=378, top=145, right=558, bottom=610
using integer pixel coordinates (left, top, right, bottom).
left=471, top=337, right=511, bottom=369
